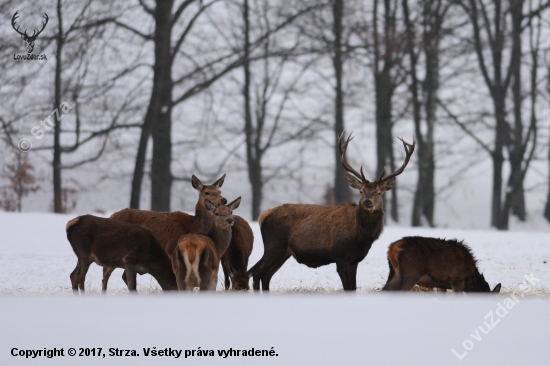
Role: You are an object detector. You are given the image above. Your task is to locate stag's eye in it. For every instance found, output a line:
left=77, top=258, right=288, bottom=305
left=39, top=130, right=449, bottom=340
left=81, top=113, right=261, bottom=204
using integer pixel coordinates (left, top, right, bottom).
left=205, top=192, right=210, bottom=195
left=215, top=213, right=219, bottom=216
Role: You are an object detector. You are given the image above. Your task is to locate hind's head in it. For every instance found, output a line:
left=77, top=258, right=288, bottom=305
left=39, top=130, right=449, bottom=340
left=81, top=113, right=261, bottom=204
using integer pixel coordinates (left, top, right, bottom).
left=205, top=197, right=241, bottom=230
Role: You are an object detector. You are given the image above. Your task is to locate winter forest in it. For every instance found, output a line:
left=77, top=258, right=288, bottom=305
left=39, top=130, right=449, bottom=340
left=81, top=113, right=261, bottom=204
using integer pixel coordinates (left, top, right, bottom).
left=1, top=0, right=550, bottom=231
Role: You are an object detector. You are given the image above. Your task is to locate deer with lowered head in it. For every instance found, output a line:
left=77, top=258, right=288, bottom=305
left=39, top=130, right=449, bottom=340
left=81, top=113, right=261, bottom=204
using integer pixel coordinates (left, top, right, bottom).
left=221, top=218, right=254, bottom=290
left=249, top=132, right=415, bottom=291
left=67, top=215, right=177, bottom=294
left=102, top=175, right=227, bottom=292
left=172, top=197, right=241, bottom=291
left=382, top=236, right=501, bottom=293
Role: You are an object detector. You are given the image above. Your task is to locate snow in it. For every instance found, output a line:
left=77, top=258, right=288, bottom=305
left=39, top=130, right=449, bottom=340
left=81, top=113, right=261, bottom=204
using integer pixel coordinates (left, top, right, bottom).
left=0, top=212, right=549, bottom=365
left=0, top=212, right=548, bottom=294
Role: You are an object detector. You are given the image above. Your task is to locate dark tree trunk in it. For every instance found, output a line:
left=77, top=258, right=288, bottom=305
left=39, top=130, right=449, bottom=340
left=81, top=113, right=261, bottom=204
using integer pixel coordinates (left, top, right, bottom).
left=149, top=0, right=174, bottom=211
left=491, top=92, right=506, bottom=228
left=53, top=0, right=64, bottom=213
left=332, top=0, right=350, bottom=204
left=129, top=109, right=153, bottom=209
left=242, top=0, right=263, bottom=220
left=409, top=0, right=441, bottom=227
left=545, top=131, right=550, bottom=221
left=373, top=0, right=398, bottom=220
left=508, top=0, right=526, bottom=221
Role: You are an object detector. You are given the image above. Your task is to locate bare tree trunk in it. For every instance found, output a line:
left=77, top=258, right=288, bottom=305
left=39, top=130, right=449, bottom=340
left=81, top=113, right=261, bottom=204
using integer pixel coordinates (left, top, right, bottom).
left=129, top=110, right=152, bottom=209
left=243, top=0, right=263, bottom=220
left=331, top=0, right=350, bottom=204
left=53, top=0, right=64, bottom=213
left=149, top=0, right=174, bottom=212
left=373, top=0, right=398, bottom=220
left=508, top=0, right=526, bottom=221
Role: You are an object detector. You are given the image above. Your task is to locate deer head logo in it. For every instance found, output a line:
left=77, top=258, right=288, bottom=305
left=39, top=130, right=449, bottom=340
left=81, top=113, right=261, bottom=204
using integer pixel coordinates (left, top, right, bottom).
left=12, top=11, right=49, bottom=54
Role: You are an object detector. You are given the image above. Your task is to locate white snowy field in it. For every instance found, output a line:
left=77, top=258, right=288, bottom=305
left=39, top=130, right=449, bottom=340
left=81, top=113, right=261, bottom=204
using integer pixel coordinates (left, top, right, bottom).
left=0, top=212, right=548, bottom=294
left=1, top=212, right=550, bottom=365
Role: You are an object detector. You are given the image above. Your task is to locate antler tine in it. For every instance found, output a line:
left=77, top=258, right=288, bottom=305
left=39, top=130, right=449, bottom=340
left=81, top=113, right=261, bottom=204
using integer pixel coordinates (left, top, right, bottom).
left=338, top=131, right=367, bottom=183
left=377, top=166, right=386, bottom=181
left=378, top=135, right=416, bottom=182
left=11, top=11, right=25, bottom=36
left=35, top=13, right=49, bottom=36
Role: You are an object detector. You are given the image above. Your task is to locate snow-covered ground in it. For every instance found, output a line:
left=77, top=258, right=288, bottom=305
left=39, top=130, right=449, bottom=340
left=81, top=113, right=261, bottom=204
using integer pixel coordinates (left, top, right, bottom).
left=0, top=212, right=548, bottom=294
left=1, top=212, right=549, bottom=365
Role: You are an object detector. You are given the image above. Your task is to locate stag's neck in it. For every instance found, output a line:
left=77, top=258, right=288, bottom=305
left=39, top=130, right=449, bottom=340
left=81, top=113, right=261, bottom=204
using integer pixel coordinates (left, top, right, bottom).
left=193, top=202, right=215, bottom=234
left=209, top=227, right=232, bottom=257
left=355, top=206, right=385, bottom=242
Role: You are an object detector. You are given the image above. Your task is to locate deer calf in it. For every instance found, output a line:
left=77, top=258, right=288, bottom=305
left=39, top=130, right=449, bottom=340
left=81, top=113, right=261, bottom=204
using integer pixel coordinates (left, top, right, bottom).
left=67, top=215, right=177, bottom=294
left=171, top=198, right=240, bottom=291
left=382, top=236, right=501, bottom=293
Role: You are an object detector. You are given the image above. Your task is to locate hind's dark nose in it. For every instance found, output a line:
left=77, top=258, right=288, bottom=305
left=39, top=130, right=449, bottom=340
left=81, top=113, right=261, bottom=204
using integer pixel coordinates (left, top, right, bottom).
left=221, top=198, right=227, bottom=205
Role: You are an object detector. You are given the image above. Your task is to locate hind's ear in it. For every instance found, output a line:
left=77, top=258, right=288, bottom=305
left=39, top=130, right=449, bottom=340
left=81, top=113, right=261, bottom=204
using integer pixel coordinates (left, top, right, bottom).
left=213, top=174, right=226, bottom=188
left=227, top=197, right=241, bottom=210
left=191, top=175, right=203, bottom=191
left=492, top=283, right=501, bottom=293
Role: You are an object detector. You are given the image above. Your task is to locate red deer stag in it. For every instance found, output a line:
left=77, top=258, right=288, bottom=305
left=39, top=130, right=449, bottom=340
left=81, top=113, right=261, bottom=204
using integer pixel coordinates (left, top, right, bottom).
left=172, top=198, right=241, bottom=291
left=382, top=236, right=501, bottom=293
left=67, top=215, right=177, bottom=294
left=102, top=175, right=226, bottom=292
left=249, top=132, right=415, bottom=291
left=221, top=216, right=254, bottom=290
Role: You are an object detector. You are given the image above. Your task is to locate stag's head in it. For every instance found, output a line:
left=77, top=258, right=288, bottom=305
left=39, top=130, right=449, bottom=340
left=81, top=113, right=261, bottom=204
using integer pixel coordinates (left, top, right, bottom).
left=192, top=174, right=227, bottom=209
left=205, top=197, right=241, bottom=230
left=12, top=11, right=48, bottom=54
left=339, top=132, right=416, bottom=213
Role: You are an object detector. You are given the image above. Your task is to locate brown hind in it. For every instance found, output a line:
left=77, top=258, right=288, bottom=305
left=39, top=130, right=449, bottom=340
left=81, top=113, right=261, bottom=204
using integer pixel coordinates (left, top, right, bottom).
left=67, top=215, right=177, bottom=294
left=382, top=236, right=501, bottom=293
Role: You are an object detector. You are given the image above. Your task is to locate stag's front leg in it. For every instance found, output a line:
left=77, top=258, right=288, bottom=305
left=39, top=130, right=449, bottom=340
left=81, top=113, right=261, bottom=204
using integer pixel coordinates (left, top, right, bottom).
left=336, top=262, right=352, bottom=291
left=450, top=280, right=465, bottom=293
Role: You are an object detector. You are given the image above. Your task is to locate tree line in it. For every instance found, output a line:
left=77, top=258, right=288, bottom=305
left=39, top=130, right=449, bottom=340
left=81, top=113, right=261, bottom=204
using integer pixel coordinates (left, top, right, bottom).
left=0, top=0, right=549, bottom=230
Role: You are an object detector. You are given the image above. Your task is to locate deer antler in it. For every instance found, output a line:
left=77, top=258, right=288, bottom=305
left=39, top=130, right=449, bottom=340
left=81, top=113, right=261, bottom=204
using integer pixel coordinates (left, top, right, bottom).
left=338, top=131, right=368, bottom=183
left=11, top=11, right=48, bottom=39
left=11, top=11, right=27, bottom=37
left=378, top=136, right=416, bottom=182
left=33, top=13, right=49, bottom=38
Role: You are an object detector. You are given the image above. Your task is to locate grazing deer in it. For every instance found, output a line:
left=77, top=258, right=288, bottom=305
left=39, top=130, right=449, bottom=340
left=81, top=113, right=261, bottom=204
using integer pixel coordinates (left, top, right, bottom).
left=221, top=216, right=254, bottom=290
left=171, top=198, right=241, bottom=291
left=102, top=174, right=226, bottom=292
left=249, top=132, right=415, bottom=291
left=67, top=215, right=177, bottom=294
left=382, top=236, right=501, bottom=293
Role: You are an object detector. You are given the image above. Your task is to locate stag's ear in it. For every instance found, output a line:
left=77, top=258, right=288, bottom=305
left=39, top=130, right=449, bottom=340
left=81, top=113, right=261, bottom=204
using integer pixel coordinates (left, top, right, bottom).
left=492, top=283, right=501, bottom=293
left=191, top=175, right=203, bottom=191
left=213, top=174, right=226, bottom=188
left=227, top=197, right=241, bottom=210
left=205, top=199, right=216, bottom=212
left=346, top=174, right=363, bottom=190
left=378, top=177, right=396, bottom=192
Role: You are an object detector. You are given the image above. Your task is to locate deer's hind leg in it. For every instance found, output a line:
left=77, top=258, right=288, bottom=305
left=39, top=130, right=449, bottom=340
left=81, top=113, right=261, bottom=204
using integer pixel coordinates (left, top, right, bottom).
left=123, top=263, right=138, bottom=294
left=102, top=267, right=115, bottom=294
left=77, top=260, right=92, bottom=294
left=70, top=261, right=80, bottom=295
